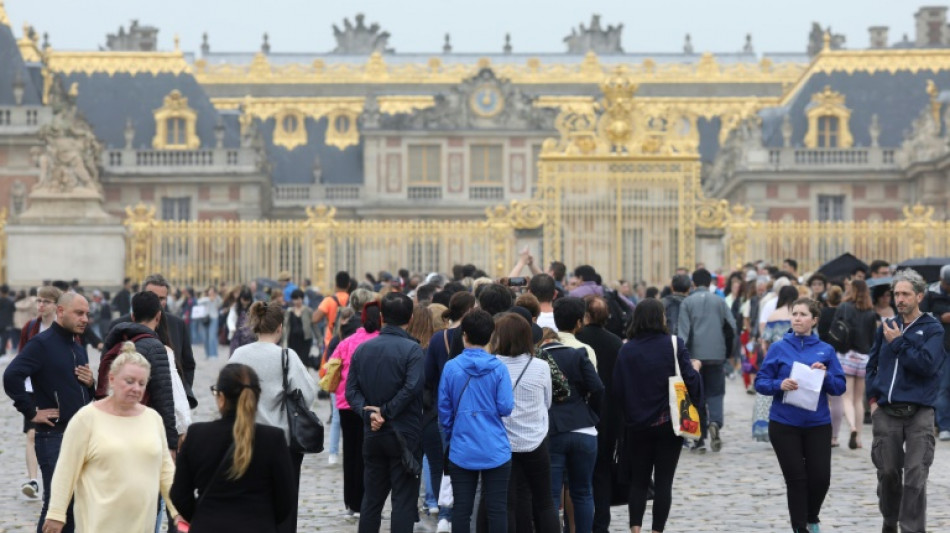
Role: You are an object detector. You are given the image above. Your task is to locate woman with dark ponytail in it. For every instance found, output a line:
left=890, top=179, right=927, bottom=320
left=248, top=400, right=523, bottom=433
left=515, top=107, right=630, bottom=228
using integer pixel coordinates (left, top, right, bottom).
left=170, top=364, right=294, bottom=532
left=229, top=301, right=317, bottom=533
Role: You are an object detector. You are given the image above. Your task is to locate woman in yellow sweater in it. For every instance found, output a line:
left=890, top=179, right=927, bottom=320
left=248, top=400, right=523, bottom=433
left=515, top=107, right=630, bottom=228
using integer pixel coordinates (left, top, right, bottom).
left=43, top=343, right=180, bottom=533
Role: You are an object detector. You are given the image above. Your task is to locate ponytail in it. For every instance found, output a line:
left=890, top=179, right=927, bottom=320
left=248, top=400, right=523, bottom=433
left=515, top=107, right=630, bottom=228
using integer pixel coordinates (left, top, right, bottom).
left=228, top=386, right=257, bottom=480
left=215, top=363, right=262, bottom=480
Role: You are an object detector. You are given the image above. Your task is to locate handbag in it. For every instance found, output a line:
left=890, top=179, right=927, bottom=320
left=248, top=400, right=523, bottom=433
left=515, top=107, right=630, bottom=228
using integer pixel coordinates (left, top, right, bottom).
left=393, top=427, right=421, bottom=477
left=443, top=375, right=474, bottom=475
left=281, top=349, right=325, bottom=454
left=318, top=356, right=342, bottom=393
left=536, top=347, right=571, bottom=402
left=668, top=336, right=701, bottom=441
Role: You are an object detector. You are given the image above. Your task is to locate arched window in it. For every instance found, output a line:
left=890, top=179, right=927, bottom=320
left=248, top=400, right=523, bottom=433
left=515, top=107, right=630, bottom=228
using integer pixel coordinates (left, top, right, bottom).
left=152, top=90, right=199, bottom=150
left=804, top=86, right=852, bottom=149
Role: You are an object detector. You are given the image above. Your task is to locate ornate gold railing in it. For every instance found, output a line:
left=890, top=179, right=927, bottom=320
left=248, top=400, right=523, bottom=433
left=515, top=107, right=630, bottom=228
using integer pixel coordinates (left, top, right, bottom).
left=123, top=202, right=541, bottom=290
left=721, top=204, right=947, bottom=274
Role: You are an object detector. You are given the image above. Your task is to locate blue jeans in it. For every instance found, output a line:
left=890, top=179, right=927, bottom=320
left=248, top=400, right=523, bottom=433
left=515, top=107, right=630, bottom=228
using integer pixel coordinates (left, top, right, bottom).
left=190, top=319, right=203, bottom=346
left=422, top=456, right=437, bottom=510
left=936, top=359, right=950, bottom=432
left=328, top=393, right=341, bottom=455
left=202, top=317, right=219, bottom=358
left=422, top=417, right=451, bottom=521
left=550, top=432, right=597, bottom=533
left=35, top=431, right=73, bottom=533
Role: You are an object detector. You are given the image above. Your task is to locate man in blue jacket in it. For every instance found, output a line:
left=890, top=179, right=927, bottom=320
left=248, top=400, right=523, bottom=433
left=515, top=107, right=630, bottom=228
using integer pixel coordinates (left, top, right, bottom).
left=3, top=292, right=94, bottom=533
left=866, top=269, right=947, bottom=533
left=346, top=292, right=425, bottom=533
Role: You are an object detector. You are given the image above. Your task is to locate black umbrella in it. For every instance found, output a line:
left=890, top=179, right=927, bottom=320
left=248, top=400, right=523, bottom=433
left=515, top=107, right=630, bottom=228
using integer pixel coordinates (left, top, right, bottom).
left=896, top=257, right=950, bottom=284
left=818, top=253, right=868, bottom=280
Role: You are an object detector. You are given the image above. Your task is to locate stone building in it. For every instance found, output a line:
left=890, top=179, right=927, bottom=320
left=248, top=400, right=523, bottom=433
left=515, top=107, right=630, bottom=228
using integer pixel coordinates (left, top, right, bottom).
left=3, top=4, right=950, bottom=228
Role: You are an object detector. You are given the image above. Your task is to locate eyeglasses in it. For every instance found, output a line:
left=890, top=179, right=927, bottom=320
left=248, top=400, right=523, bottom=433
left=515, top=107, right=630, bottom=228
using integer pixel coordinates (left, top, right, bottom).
left=37, top=299, right=55, bottom=305
left=209, top=385, right=220, bottom=395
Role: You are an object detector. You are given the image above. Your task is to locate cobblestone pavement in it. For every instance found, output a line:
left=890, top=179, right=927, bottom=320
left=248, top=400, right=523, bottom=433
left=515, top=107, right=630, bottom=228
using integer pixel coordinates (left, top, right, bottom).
left=0, top=346, right=948, bottom=532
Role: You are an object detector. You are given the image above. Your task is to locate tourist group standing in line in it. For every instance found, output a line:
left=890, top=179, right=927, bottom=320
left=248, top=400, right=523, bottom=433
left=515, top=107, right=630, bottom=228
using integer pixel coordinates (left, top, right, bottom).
left=0, top=256, right=947, bottom=533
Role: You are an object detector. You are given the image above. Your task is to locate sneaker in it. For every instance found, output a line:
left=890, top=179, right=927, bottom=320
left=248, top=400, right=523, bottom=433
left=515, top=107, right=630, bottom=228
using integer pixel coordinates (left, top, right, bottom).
left=21, top=480, right=39, bottom=499
left=807, top=523, right=821, bottom=533
left=437, top=518, right=452, bottom=532
left=939, top=430, right=950, bottom=441
left=328, top=453, right=340, bottom=465
left=428, top=506, right=439, bottom=516
left=344, top=509, right=358, bottom=520
left=709, top=423, right=722, bottom=452
left=689, top=442, right=707, bottom=454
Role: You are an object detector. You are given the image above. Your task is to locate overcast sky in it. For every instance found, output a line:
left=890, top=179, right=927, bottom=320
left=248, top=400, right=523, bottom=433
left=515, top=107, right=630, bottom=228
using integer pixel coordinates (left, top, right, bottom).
left=5, top=1, right=922, bottom=55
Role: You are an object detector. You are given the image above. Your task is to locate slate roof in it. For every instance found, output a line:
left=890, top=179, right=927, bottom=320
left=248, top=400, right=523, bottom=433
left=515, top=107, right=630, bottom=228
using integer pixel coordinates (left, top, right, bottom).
left=0, top=21, right=43, bottom=106
left=255, top=116, right=363, bottom=185
left=58, top=71, right=241, bottom=150
left=760, top=70, right=950, bottom=148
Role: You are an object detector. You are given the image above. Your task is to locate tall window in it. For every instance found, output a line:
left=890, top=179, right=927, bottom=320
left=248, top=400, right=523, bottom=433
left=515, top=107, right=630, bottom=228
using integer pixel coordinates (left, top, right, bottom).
left=817, top=116, right=839, bottom=148
left=161, top=196, right=191, bottom=221
left=817, top=194, right=845, bottom=221
left=165, top=118, right=187, bottom=147
left=470, top=144, right=503, bottom=184
left=408, top=145, right=441, bottom=184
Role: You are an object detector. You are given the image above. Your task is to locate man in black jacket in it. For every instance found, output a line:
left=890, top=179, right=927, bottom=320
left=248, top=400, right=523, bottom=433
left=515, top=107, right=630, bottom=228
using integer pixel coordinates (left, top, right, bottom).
left=100, top=291, right=178, bottom=451
left=109, top=274, right=196, bottom=408
left=111, top=277, right=133, bottom=317
left=346, top=292, right=424, bottom=533
left=576, top=296, right=623, bottom=533
left=3, top=292, right=95, bottom=533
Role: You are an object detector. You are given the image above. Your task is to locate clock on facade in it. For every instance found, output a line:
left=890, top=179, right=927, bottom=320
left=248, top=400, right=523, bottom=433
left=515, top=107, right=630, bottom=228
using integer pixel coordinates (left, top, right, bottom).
left=469, top=84, right=505, bottom=118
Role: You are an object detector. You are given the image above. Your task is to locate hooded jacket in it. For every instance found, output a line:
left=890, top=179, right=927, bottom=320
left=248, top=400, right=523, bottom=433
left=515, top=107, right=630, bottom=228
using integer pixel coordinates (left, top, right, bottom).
left=755, top=331, right=846, bottom=427
left=101, top=322, right=178, bottom=449
left=3, top=322, right=94, bottom=431
left=866, top=313, right=946, bottom=408
left=438, top=347, right=514, bottom=470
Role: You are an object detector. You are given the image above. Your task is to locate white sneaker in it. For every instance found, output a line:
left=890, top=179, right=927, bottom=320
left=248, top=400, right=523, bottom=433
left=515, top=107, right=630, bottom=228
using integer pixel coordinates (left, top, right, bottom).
left=939, top=430, right=950, bottom=441
left=21, top=480, right=39, bottom=499
left=437, top=518, right=451, bottom=532
left=328, top=453, right=340, bottom=465
left=428, top=506, right=439, bottom=516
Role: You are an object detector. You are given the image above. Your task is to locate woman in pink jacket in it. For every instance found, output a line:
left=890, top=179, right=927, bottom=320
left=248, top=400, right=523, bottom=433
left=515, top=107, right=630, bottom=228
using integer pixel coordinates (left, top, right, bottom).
left=332, top=301, right=381, bottom=518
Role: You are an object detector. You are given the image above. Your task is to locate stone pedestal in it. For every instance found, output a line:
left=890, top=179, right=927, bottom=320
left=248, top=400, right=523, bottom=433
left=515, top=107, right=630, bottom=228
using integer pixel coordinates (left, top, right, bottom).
left=16, top=188, right=118, bottom=225
left=7, top=224, right=126, bottom=288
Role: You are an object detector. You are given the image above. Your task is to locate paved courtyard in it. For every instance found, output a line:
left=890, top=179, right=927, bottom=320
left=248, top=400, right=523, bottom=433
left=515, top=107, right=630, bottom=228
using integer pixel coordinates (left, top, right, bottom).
left=0, top=346, right=948, bottom=532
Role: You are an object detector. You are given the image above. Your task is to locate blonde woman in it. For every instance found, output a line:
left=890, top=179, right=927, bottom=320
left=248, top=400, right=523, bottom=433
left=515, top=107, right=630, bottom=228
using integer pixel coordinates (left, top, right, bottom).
left=43, top=343, right=180, bottom=533
left=171, top=363, right=294, bottom=532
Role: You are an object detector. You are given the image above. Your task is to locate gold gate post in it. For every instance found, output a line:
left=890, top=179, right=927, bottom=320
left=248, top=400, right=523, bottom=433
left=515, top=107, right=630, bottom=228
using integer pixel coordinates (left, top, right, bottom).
left=724, top=205, right=758, bottom=270
left=899, top=204, right=937, bottom=259
left=124, top=203, right=157, bottom=285
left=485, top=201, right=546, bottom=279
left=305, top=205, right=337, bottom=291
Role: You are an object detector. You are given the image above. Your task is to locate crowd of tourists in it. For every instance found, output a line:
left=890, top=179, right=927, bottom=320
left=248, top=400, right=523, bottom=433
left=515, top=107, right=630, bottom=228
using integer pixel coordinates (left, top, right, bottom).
left=0, top=252, right=947, bottom=533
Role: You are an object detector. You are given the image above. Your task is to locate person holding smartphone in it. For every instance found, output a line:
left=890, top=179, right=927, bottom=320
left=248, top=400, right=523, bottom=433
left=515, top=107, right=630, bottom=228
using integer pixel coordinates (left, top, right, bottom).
left=3, top=293, right=96, bottom=533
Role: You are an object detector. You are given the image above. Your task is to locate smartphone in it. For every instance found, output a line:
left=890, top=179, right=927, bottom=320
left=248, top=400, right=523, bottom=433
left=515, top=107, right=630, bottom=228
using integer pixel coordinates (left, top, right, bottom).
left=49, top=391, right=60, bottom=424
left=506, top=277, right=528, bottom=287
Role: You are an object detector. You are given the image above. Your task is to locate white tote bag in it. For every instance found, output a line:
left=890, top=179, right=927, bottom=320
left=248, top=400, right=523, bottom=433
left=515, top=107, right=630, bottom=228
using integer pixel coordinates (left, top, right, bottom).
left=668, top=336, right=701, bottom=441
left=437, top=473, right=453, bottom=507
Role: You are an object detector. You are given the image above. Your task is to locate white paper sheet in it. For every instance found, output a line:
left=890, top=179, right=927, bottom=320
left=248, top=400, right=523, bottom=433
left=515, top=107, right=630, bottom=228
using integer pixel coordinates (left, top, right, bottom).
left=783, top=361, right=826, bottom=412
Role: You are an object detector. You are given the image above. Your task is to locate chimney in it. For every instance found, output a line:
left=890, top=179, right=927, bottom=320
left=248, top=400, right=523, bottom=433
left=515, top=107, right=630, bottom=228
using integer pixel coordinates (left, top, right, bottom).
left=869, top=26, right=889, bottom=48
left=915, top=6, right=949, bottom=46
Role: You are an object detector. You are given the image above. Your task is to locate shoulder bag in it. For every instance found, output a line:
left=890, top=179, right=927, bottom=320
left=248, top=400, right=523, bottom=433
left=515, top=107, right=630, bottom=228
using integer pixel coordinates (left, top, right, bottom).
left=281, top=349, right=325, bottom=454
left=668, top=336, right=701, bottom=441
left=536, top=346, right=571, bottom=402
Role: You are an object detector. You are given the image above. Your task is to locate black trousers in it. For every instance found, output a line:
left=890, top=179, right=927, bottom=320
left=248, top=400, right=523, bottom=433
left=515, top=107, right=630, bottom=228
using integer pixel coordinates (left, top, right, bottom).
left=626, top=423, right=683, bottom=533
left=768, top=421, right=832, bottom=530
left=340, top=408, right=365, bottom=512
left=277, top=449, right=304, bottom=533
left=507, top=440, right=560, bottom=532
left=592, top=436, right=615, bottom=533
left=359, top=432, right=422, bottom=533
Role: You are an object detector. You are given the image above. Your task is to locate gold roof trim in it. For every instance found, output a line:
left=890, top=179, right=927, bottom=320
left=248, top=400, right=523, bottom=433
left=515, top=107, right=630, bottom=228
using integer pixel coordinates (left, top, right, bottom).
left=0, top=0, right=9, bottom=26
left=193, top=51, right=806, bottom=85
left=17, top=23, right=42, bottom=63
left=212, top=97, right=365, bottom=119
left=377, top=95, right=435, bottom=114
left=46, top=50, right=191, bottom=77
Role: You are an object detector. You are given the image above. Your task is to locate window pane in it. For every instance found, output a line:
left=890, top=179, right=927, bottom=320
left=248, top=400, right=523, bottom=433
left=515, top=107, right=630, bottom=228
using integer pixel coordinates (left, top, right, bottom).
left=176, top=119, right=186, bottom=145
left=817, top=194, right=845, bottom=222
left=470, top=144, right=502, bottom=183
left=408, top=145, right=441, bottom=184
left=166, top=119, right=176, bottom=145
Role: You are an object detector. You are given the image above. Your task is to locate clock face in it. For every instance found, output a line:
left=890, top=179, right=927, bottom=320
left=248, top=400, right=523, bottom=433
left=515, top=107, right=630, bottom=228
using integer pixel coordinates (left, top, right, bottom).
left=470, top=84, right=504, bottom=118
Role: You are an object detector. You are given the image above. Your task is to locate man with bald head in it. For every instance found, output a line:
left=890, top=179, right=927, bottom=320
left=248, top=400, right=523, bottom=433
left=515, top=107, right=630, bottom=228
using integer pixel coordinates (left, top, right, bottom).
left=4, top=292, right=94, bottom=533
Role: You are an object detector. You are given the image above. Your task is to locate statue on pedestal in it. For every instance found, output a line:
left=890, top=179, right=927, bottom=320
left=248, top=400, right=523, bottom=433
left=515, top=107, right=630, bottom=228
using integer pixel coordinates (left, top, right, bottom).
left=32, top=88, right=103, bottom=197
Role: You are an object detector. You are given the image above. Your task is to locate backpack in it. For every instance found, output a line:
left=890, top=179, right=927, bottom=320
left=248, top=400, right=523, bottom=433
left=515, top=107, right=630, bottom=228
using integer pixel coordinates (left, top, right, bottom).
left=828, top=303, right=855, bottom=354
left=603, top=289, right=632, bottom=338
left=95, top=332, right=155, bottom=400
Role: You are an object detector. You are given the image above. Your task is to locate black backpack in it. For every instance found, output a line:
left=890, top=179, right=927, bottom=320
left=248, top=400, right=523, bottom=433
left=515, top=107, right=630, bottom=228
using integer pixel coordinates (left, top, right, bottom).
left=603, top=289, right=632, bottom=338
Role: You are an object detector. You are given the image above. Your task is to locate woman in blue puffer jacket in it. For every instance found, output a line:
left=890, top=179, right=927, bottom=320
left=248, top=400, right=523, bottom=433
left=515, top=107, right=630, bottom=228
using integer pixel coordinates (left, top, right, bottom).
left=438, top=309, right=514, bottom=533
left=755, top=298, right=846, bottom=533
